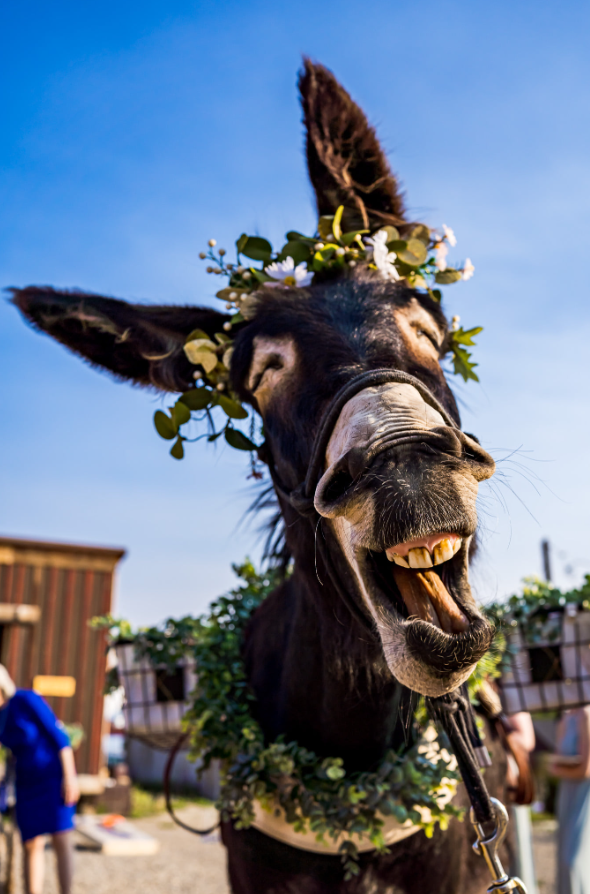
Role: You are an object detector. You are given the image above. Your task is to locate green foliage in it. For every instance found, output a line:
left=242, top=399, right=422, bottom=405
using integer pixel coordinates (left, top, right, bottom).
left=486, top=575, right=590, bottom=647
left=449, top=327, right=483, bottom=382
left=90, top=613, right=134, bottom=641
left=161, top=211, right=481, bottom=466
left=98, top=560, right=467, bottom=877
left=181, top=561, right=461, bottom=877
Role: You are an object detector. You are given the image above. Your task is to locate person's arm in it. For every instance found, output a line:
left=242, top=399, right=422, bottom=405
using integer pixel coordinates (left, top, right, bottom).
left=59, top=746, right=80, bottom=806
left=508, top=712, right=535, bottom=753
left=550, top=708, right=590, bottom=780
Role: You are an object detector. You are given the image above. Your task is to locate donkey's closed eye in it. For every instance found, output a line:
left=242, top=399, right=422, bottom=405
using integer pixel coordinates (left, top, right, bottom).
left=252, top=356, right=284, bottom=392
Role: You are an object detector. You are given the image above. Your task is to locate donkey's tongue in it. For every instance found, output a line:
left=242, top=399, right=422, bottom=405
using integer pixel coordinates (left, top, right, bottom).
left=391, top=566, right=469, bottom=634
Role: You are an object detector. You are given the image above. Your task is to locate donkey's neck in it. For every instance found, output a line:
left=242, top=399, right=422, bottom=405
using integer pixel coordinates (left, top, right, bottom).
left=244, top=560, right=409, bottom=770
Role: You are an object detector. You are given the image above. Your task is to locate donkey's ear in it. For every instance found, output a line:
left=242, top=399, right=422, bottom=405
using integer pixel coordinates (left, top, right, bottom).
left=299, top=59, right=407, bottom=233
left=10, top=286, right=230, bottom=392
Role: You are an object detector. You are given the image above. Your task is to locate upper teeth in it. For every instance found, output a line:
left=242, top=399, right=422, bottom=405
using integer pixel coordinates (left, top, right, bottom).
left=387, top=538, right=462, bottom=569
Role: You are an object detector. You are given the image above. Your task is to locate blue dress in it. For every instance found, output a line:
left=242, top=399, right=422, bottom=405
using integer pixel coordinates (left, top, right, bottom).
left=0, top=690, right=74, bottom=841
left=556, top=710, right=590, bottom=894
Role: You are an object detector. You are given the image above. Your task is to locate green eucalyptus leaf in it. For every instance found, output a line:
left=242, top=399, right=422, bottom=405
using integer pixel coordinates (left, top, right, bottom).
left=395, top=238, right=428, bottom=267
left=236, top=233, right=248, bottom=253
left=250, top=268, right=272, bottom=284
left=185, top=328, right=210, bottom=343
left=326, top=765, right=346, bottom=781
left=154, top=410, right=177, bottom=440
left=239, top=236, right=273, bottom=262
left=278, top=241, right=312, bottom=266
left=430, top=289, right=442, bottom=302
left=435, top=268, right=462, bottom=284
left=171, top=401, right=191, bottom=427
left=381, top=225, right=400, bottom=243
left=285, top=231, right=315, bottom=243
left=224, top=428, right=257, bottom=451
left=410, top=224, right=430, bottom=245
left=170, top=437, right=184, bottom=460
left=217, top=394, right=248, bottom=419
left=180, top=388, right=212, bottom=411
left=207, top=431, right=223, bottom=442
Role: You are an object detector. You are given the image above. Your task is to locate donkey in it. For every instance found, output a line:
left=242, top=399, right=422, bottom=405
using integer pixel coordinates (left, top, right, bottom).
left=12, top=61, right=508, bottom=893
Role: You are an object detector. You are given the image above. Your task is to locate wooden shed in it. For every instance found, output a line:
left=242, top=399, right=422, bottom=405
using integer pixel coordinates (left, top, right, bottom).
left=0, top=536, right=125, bottom=780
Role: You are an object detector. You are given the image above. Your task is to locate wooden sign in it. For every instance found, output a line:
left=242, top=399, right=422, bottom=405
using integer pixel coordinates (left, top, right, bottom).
left=32, top=675, right=76, bottom=698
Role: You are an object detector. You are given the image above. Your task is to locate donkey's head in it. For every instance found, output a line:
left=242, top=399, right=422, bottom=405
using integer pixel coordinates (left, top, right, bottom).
left=11, top=60, right=494, bottom=697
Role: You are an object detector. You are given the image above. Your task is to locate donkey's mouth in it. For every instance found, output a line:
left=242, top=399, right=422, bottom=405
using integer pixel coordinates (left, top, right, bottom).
left=354, top=533, right=493, bottom=693
left=384, top=532, right=469, bottom=634
left=366, top=532, right=473, bottom=634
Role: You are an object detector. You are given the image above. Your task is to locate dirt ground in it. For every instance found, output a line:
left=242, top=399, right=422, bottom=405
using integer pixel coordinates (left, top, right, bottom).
left=3, top=809, right=557, bottom=894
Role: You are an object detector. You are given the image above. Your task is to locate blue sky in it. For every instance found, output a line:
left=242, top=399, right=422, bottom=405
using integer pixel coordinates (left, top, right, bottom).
left=2, top=0, right=590, bottom=625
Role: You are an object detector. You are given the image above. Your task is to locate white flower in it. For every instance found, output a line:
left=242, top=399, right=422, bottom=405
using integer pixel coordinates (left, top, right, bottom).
left=462, top=258, right=475, bottom=281
left=264, top=256, right=313, bottom=287
left=365, top=230, right=400, bottom=281
left=434, top=242, right=448, bottom=271
left=442, top=224, right=457, bottom=247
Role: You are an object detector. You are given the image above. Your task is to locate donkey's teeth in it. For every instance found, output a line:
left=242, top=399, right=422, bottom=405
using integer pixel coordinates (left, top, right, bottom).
left=407, top=547, right=433, bottom=569
left=432, top=538, right=461, bottom=565
left=392, top=554, right=409, bottom=568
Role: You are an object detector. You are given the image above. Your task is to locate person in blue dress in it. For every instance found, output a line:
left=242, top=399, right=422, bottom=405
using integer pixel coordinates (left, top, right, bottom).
left=550, top=706, right=590, bottom=894
left=0, top=665, right=79, bottom=894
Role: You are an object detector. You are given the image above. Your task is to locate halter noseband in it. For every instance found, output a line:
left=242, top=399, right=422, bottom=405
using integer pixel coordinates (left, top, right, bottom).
left=269, top=367, right=459, bottom=519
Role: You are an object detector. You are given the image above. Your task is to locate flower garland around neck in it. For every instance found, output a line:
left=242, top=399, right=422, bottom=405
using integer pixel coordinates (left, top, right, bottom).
left=181, top=562, right=461, bottom=878
left=95, top=560, right=504, bottom=878
left=154, top=209, right=481, bottom=467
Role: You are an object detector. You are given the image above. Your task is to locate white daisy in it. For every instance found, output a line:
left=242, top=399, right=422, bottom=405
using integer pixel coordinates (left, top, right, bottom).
left=442, top=224, right=457, bottom=247
left=264, top=256, right=313, bottom=287
left=365, top=230, right=400, bottom=281
left=462, top=258, right=475, bottom=281
left=434, top=242, right=448, bottom=271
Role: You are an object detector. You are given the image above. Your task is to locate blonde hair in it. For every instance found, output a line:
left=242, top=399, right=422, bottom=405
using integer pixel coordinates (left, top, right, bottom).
left=0, top=665, right=16, bottom=701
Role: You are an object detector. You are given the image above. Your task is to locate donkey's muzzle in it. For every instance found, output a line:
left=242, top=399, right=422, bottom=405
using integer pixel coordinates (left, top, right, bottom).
left=315, top=424, right=494, bottom=520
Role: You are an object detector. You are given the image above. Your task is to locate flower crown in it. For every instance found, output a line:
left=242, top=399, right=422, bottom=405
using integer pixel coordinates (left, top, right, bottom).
left=154, top=209, right=481, bottom=467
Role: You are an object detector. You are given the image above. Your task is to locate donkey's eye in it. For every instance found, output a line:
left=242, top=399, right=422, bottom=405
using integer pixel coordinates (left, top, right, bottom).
left=416, top=328, right=440, bottom=350
left=252, top=356, right=284, bottom=392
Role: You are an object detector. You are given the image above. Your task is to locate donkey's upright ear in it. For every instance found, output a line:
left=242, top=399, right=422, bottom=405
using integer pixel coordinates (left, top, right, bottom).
left=11, top=286, right=230, bottom=392
left=299, top=59, right=407, bottom=233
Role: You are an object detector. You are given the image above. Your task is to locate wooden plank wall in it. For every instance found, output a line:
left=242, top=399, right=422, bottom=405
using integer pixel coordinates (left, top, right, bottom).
left=0, top=539, right=125, bottom=775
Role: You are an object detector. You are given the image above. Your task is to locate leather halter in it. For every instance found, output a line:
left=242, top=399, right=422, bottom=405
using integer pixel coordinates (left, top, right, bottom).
left=261, top=368, right=460, bottom=630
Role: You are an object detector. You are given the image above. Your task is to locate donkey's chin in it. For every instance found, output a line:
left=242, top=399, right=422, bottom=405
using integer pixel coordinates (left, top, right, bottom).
left=353, top=537, right=494, bottom=697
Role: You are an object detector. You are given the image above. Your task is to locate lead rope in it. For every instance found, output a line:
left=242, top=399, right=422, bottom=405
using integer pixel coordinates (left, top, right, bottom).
left=428, top=691, right=528, bottom=893
left=163, top=733, right=220, bottom=836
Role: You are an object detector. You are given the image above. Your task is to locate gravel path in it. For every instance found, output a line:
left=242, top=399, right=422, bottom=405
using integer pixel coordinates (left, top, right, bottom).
left=4, top=806, right=230, bottom=894
left=1, top=810, right=557, bottom=893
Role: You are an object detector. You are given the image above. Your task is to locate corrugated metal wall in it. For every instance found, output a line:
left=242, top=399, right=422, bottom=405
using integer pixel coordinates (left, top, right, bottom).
left=0, top=538, right=125, bottom=775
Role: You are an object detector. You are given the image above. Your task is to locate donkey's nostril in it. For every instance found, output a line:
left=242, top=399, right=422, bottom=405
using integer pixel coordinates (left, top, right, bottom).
left=322, top=468, right=354, bottom=504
